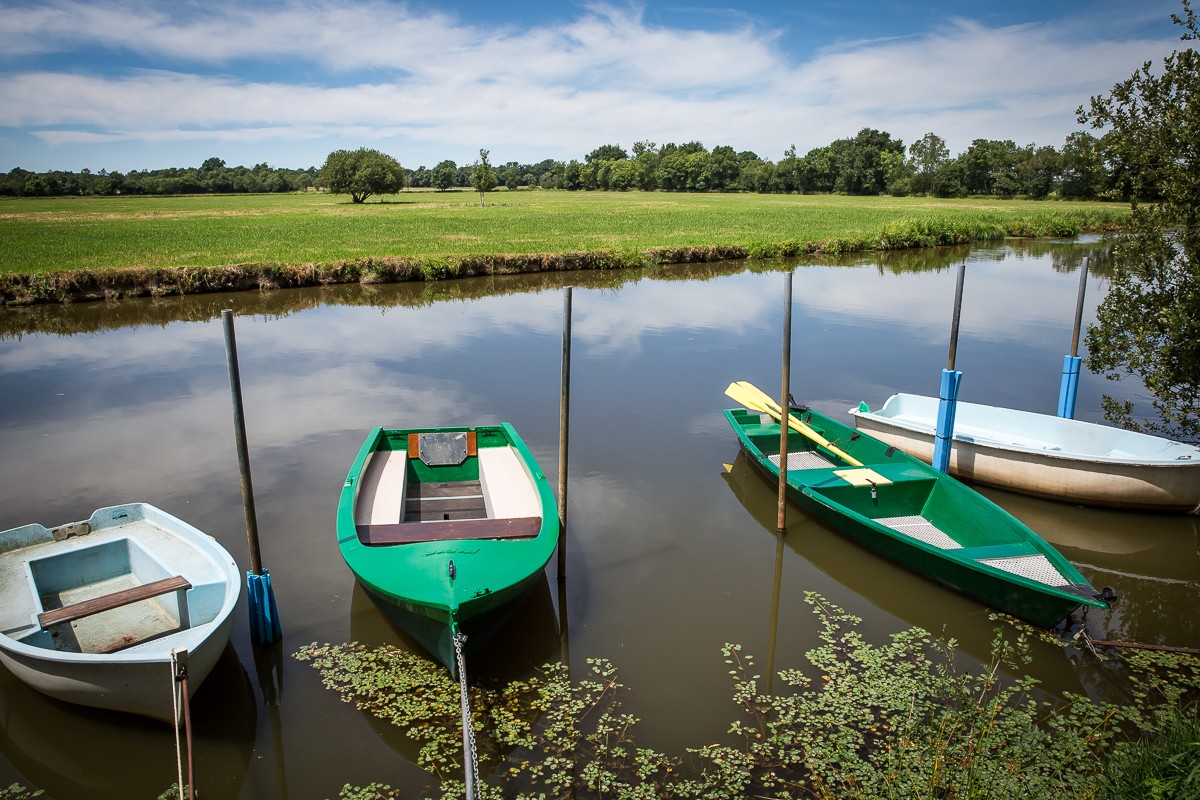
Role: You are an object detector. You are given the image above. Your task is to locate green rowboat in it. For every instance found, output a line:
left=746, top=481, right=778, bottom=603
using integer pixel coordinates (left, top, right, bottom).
left=337, top=423, right=559, bottom=670
left=724, top=382, right=1112, bottom=629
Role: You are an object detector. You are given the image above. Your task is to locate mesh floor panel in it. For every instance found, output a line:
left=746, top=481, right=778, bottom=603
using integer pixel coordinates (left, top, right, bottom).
left=978, top=555, right=1068, bottom=587
left=768, top=451, right=836, bottom=470
left=876, top=515, right=961, bottom=549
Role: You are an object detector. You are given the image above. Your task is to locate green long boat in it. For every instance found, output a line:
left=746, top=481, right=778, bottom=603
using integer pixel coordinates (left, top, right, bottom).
left=724, top=381, right=1113, bottom=629
left=337, top=423, right=559, bottom=671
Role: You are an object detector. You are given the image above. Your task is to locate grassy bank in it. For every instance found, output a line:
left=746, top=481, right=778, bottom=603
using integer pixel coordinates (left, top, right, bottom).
left=0, top=190, right=1127, bottom=304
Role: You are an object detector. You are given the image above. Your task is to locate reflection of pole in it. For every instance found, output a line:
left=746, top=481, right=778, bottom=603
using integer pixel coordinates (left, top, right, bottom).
left=558, top=288, right=572, bottom=580
left=766, top=531, right=784, bottom=693
left=251, top=641, right=287, bottom=798
left=777, top=272, right=793, bottom=535
left=557, top=567, right=571, bottom=668
left=1058, top=257, right=1090, bottom=419
left=933, top=263, right=965, bottom=473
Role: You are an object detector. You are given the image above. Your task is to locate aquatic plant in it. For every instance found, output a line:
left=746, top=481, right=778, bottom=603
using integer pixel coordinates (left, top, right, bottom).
left=0, top=784, right=42, bottom=799
left=297, top=593, right=1200, bottom=800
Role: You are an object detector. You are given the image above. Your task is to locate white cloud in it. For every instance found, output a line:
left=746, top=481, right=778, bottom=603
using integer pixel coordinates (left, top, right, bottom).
left=0, top=0, right=1185, bottom=169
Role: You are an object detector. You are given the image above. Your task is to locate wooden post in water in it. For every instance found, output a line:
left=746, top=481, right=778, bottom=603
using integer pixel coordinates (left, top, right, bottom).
left=932, top=263, right=966, bottom=474
left=1057, top=256, right=1090, bottom=419
left=777, top=271, right=793, bottom=535
left=558, top=288, right=572, bottom=580
left=222, top=309, right=281, bottom=645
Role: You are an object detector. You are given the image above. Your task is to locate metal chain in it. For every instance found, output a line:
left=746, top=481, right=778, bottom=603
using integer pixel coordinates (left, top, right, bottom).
left=454, top=633, right=481, bottom=800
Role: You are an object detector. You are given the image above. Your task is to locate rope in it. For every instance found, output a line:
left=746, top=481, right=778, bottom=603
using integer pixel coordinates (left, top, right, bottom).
left=171, top=651, right=186, bottom=800
left=454, top=633, right=480, bottom=800
left=171, top=649, right=195, bottom=800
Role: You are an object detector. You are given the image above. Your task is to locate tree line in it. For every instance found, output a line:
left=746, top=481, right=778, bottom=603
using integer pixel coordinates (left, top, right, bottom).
left=0, top=157, right=317, bottom=197
left=3, top=129, right=1118, bottom=201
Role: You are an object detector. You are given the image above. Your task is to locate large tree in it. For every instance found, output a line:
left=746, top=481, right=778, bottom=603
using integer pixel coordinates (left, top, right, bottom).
left=1079, top=0, right=1200, bottom=440
left=319, top=148, right=406, bottom=203
left=430, top=160, right=457, bottom=191
left=908, top=133, right=949, bottom=195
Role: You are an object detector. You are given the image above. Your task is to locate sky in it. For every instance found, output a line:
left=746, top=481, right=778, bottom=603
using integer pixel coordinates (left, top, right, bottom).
left=0, top=0, right=1190, bottom=173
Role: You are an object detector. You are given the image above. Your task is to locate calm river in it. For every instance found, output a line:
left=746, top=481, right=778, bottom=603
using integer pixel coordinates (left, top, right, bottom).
left=1, top=238, right=1196, bottom=798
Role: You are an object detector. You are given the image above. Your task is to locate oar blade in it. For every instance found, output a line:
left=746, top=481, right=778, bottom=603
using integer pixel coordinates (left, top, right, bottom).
left=724, top=379, right=864, bottom=467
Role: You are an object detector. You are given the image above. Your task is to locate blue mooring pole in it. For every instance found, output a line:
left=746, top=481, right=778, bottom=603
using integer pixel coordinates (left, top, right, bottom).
left=1057, top=257, right=1089, bottom=419
left=932, top=262, right=966, bottom=474
left=222, top=309, right=282, bottom=646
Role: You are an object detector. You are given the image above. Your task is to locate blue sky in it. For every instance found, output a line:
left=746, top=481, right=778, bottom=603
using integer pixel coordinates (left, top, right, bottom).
left=0, top=0, right=1189, bottom=173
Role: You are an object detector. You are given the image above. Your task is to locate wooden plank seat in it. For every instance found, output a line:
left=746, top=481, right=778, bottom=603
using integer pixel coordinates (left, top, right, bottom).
left=38, top=574, right=192, bottom=629
left=357, top=516, right=542, bottom=545
left=405, top=480, right=488, bottom=521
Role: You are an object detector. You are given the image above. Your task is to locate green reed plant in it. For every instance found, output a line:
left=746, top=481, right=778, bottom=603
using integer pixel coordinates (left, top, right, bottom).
left=1097, top=703, right=1200, bottom=800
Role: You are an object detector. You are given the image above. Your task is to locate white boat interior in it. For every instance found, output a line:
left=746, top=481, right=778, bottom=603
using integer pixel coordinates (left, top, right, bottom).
left=0, top=511, right=231, bottom=656
left=860, top=393, right=1198, bottom=463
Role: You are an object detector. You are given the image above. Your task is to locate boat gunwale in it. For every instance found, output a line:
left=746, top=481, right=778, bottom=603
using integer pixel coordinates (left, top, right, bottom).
left=0, top=502, right=241, bottom=666
left=852, top=394, right=1200, bottom=467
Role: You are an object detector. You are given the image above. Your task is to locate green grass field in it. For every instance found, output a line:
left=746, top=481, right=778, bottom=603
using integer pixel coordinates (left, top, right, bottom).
left=0, top=189, right=1126, bottom=275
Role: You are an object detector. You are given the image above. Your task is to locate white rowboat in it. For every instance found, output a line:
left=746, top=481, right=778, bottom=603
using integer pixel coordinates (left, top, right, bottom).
left=850, top=394, right=1200, bottom=514
left=0, top=503, right=241, bottom=722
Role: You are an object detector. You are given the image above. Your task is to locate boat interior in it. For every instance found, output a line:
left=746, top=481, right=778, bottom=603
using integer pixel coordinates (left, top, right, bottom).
left=733, top=409, right=1074, bottom=589
left=354, top=430, right=542, bottom=545
left=15, top=534, right=225, bottom=655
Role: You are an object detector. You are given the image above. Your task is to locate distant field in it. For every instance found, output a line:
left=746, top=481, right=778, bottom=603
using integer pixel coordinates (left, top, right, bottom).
left=0, top=190, right=1125, bottom=275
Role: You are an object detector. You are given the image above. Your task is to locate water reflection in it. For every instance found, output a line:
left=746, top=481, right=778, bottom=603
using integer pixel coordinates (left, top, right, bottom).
left=0, top=238, right=1106, bottom=341
left=0, top=644, right=255, bottom=799
left=2, top=236, right=1193, bottom=798
left=719, top=452, right=1088, bottom=695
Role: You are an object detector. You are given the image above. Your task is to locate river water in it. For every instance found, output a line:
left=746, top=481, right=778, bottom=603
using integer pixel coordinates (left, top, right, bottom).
left=0, top=238, right=1196, bottom=798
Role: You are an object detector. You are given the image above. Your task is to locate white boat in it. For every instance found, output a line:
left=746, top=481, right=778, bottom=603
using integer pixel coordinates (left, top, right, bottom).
left=849, top=394, right=1200, bottom=514
left=0, top=503, right=241, bottom=722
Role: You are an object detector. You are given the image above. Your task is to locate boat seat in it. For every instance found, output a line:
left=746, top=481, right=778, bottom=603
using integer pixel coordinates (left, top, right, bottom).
left=405, top=480, right=487, bottom=521
left=769, top=451, right=835, bottom=470
left=977, top=554, right=1068, bottom=587
left=357, top=516, right=541, bottom=545
left=37, top=575, right=192, bottom=629
left=876, top=515, right=960, bottom=549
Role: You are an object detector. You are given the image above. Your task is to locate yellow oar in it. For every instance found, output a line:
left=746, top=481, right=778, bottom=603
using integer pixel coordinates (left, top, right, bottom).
left=725, top=380, right=863, bottom=467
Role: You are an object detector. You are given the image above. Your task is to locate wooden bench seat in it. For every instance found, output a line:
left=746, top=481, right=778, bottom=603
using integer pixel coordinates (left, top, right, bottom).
left=38, top=575, right=192, bottom=629
left=357, top=516, right=542, bottom=545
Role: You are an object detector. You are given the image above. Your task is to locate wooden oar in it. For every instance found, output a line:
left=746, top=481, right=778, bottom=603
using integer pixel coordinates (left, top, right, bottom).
left=725, top=380, right=864, bottom=467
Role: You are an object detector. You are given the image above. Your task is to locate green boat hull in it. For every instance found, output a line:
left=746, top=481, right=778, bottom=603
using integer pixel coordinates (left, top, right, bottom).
left=337, top=423, right=559, bottom=671
left=724, top=406, right=1110, bottom=628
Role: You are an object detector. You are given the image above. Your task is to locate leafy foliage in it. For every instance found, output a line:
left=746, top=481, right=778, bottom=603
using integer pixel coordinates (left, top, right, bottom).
left=319, top=148, right=406, bottom=204
left=471, top=149, right=498, bottom=207
left=296, top=593, right=1200, bottom=800
left=1079, top=0, right=1200, bottom=440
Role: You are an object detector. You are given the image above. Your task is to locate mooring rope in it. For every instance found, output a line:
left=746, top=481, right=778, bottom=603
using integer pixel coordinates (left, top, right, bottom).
left=454, top=633, right=480, bottom=800
left=170, top=649, right=195, bottom=800
left=171, top=651, right=186, bottom=799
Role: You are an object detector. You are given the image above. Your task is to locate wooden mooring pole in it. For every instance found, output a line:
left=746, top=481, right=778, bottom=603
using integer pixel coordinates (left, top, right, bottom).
left=777, top=271, right=793, bottom=536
